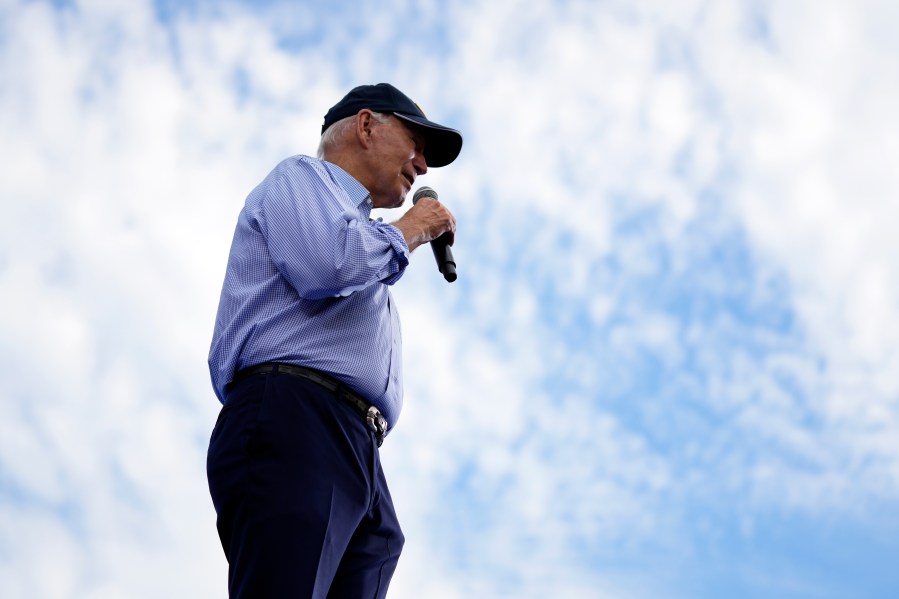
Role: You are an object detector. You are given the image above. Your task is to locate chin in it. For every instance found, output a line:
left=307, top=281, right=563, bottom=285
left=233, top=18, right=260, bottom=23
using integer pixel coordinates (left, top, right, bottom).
left=372, top=194, right=405, bottom=210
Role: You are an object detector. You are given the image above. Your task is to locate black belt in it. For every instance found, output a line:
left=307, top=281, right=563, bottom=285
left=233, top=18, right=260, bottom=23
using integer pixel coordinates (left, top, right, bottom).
left=232, top=362, right=388, bottom=446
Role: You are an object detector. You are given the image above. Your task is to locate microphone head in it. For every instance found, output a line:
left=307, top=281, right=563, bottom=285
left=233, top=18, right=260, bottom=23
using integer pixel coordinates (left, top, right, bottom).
left=412, top=186, right=438, bottom=204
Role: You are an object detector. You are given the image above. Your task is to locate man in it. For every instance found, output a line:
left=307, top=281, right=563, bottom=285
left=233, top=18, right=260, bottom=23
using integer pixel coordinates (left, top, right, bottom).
left=206, top=83, right=462, bottom=598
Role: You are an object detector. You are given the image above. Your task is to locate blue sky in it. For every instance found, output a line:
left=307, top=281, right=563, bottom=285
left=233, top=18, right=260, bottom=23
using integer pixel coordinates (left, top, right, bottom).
left=2, top=0, right=899, bottom=597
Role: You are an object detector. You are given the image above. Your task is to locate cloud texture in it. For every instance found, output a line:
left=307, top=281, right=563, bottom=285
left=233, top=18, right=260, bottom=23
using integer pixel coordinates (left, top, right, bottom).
left=1, top=0, right=898, bottom=597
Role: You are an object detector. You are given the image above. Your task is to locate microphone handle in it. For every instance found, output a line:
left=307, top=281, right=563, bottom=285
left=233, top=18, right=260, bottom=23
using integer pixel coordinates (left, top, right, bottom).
left=431, top=233, right=457, bottom=283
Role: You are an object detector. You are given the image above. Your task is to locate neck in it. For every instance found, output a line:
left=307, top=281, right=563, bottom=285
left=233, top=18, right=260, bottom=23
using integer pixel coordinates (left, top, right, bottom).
left=322, top=149, right=381, bottom=203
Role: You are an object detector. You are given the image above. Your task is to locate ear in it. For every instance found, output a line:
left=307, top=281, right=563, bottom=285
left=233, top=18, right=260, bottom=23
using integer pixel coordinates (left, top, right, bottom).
left=354, top=109, right=376, bottom=149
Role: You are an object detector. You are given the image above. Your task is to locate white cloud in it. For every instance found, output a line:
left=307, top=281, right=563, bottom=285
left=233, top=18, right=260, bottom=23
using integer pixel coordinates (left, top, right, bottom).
left=2, top=0, right=899, bottom=597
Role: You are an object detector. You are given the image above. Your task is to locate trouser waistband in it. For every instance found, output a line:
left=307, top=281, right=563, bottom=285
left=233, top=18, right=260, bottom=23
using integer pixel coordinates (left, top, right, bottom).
left=231, top=362, right=388, bottom=446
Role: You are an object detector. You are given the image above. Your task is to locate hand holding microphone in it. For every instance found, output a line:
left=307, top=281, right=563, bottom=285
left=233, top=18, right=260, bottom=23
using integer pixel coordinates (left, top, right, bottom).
left=412, top=186, right=457, bottom=282
left=393, top=186, right=457, bottom=282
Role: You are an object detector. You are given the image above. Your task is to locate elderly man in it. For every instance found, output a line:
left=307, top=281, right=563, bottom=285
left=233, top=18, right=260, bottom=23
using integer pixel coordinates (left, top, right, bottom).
left=206, top=83, right=462, bottom=598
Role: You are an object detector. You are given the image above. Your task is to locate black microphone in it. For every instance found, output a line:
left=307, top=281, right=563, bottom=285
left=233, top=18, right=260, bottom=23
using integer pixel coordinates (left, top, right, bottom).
left=412, top=186, right=457, bottom=283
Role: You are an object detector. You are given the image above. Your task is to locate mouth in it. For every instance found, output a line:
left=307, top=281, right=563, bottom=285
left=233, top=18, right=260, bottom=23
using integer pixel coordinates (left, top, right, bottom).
left=401, top=171, right=415, bottom=189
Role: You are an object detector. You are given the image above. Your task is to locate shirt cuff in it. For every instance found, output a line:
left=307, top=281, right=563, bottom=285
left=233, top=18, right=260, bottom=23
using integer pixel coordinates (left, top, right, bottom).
left=375, top=221, right=411, bottom=285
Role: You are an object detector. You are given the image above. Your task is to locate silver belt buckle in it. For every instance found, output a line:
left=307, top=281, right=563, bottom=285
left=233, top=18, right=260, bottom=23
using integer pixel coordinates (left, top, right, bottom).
left=366, top=406, right=388, bottom=446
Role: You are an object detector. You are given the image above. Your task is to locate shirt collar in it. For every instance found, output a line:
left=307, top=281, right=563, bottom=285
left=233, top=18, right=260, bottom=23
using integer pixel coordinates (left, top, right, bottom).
left=323, top=160, right=374, bottom=216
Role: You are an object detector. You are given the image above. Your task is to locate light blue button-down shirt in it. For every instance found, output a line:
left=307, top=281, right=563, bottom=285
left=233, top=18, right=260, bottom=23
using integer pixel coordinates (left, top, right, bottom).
left=208, top=155, right=410, bottom=427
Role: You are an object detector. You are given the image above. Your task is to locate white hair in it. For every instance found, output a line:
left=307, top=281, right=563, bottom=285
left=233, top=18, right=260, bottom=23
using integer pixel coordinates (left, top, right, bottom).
left=317, top=110, right=391, bottom=159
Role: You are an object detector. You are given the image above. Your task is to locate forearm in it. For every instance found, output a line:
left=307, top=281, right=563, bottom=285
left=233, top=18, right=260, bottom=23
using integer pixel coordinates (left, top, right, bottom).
left=391, top=219, right=430, bottom=252
left=390, top=196, right=456, bottom=253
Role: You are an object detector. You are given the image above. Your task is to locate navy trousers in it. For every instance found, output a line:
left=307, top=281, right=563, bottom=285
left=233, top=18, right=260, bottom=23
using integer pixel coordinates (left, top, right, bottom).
left=207, top=372, right=404, bottom=598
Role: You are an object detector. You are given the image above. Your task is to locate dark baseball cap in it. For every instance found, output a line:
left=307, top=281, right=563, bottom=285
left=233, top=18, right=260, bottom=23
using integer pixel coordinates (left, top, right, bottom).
left=321, top=83, right=463, bottom=168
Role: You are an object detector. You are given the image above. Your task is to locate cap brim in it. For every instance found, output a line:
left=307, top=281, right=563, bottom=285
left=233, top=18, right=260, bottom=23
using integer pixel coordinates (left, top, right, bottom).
left=394, top=113, right=463, bottom=168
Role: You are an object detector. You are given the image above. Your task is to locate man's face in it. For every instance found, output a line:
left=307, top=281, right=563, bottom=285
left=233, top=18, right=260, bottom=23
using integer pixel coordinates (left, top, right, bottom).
left=367, top=116, right=428, bottom=209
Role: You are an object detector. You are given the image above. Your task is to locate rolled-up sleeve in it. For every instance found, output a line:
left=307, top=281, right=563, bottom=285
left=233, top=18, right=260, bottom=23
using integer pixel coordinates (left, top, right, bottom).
left=256, top=158, right=410, bottom=299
